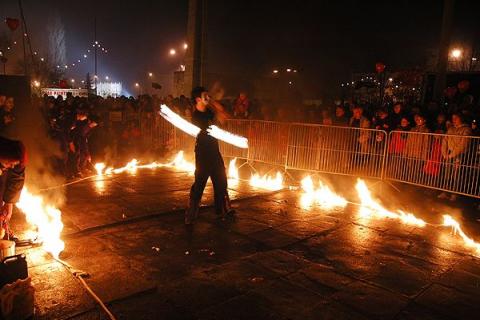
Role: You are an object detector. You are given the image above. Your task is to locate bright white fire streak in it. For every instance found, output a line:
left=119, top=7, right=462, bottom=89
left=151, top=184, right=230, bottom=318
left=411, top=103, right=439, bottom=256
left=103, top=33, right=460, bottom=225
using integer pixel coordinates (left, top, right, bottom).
left=160, top=105, right=248, bottom=148
left=300, top=176, right=347, bottom=209
left=95, top=163, right=106, bottom=176
left=16, top=188, right=65, bottom=258
left=228, top=158, right=239, bottom=180
left=443, top=215, right=480, bottom=254
left=355, top=179, right=426, bottom=227
left=159, top=105, right=200, bottom=137
left=207, top=125, right=248, bottom=149
left=250, top=172, right=283, bottom=191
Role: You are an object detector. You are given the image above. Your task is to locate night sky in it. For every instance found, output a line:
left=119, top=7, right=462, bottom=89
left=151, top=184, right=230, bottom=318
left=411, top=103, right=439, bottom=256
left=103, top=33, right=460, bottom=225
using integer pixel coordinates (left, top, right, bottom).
left=1, top=0, right=479, bottom=98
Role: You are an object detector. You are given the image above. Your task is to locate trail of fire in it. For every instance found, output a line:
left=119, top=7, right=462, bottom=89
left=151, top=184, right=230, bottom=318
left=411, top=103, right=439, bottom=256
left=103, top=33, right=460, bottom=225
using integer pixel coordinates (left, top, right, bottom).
left=355, top=179, right=427, bottom=227
left=16, top=188, right=65, bottom=258
left=94, top=151, right=195, bottom=176
left=300, top=176, right=347, bottom=209
left=249, top=172, right=284, bottom=191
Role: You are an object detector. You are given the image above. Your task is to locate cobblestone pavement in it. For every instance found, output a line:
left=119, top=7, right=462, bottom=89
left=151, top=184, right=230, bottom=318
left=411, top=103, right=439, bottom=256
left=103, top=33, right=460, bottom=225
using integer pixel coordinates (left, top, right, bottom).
left=12, top=167, right=480, bottom=319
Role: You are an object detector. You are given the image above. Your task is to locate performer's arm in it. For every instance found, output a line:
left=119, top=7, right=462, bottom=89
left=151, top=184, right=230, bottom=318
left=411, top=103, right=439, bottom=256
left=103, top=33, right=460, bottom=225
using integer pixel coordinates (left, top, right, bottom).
left=208, top=100, right=230, bottom=124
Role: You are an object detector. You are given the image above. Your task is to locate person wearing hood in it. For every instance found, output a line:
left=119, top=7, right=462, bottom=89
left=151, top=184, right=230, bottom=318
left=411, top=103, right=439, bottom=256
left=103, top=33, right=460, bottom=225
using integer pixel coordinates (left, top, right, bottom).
left=0, top=136, right=26, bottom=242
left=439, top=113, right=473, bottom=201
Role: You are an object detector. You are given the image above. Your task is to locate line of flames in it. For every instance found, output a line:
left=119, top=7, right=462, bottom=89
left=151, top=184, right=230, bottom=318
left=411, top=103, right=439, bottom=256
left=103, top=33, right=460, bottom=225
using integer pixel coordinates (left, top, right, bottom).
left=16, top=154, right=480, bottom=259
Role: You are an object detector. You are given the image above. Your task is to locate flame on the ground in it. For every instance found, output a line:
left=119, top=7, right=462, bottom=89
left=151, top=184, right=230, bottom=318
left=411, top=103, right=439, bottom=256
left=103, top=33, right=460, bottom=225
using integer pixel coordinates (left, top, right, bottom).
left=355, top=179, right=426, bottom=227
left=250, top=172, right=283, bottom=191
left=228, top=158, right=239, bottom=180
left=166, top=151, right=195, bottom=174
left=94, top=151, right=195, bottom=177
left=443, top=215, right=480, bottom=255
left=300, top=176, right=347, bottom=209
left=94, top=163, right=106, bottom=176
left=16, top=187, right=65, bottom=258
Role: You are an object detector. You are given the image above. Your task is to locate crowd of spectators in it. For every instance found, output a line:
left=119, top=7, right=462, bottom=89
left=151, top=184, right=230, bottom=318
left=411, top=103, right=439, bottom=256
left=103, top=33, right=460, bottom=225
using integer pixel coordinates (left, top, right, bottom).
left=0, top=85, right=479, bottom=207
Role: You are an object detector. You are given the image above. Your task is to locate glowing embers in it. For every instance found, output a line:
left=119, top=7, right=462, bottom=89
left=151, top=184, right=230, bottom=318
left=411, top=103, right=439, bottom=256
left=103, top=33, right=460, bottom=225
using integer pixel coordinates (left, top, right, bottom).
left=300, top=176, right=347, bottom=209
left=443, top=215, right=480, bottom=255
left=16, top=188, right=65, bottom=258
left=355, top=179, right=426, bottom=227
left=250, top=172, right=283, bottom=191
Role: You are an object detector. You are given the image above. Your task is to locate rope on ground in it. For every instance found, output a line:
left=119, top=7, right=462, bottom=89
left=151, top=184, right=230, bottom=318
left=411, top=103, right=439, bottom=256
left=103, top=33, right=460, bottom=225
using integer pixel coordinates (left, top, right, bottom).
left=38, top=175, right=98, bottom=192
left=54, top=256, right=117, bottom=320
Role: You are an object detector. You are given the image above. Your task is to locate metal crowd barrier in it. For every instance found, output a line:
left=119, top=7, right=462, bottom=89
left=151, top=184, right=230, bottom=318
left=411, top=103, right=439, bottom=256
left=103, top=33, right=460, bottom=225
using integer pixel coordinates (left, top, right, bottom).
left=386, top=130, right=480, bottom=198
left=144, top=114, right=480, bottom=199
left=286, top=123, right=387, bottom=179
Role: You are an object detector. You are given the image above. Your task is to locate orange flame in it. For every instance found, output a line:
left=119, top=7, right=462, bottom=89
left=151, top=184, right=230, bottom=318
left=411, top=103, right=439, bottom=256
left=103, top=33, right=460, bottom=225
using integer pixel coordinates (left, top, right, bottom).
left=228, top=158, right=239, bottom=180
left=300, top=176, right=347, bottom=209
left=250, top=172, right=283, bottom=191
left=16, top=187, right=65, bottom=258
left=94, top=151, right=195, bottom=177
left=443, top=215, right=480, bottom=255
left=355, top=179, right=426, bottom=227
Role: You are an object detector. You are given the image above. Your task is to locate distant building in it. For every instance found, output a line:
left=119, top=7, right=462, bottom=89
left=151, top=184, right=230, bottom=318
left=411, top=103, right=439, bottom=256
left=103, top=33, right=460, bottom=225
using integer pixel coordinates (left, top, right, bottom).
left=97, top=82, right=122, bottom=98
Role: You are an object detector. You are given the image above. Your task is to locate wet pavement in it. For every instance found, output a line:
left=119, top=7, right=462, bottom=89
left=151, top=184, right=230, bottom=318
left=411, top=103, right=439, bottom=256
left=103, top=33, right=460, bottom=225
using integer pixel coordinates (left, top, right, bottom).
left=11, top=166, right=480, bottom=319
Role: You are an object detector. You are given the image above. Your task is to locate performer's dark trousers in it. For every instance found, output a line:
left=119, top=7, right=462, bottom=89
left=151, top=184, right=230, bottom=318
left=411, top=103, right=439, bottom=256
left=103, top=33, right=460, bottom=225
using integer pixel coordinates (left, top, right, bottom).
left=189, top=148, right=229, bottom=215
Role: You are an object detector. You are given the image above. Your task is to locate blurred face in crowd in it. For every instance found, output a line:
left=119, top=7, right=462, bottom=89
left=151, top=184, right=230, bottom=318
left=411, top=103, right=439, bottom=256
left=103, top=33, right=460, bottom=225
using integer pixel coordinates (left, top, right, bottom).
left=452, top=114, right=463, bottom=127
left=393, top=104, right=402, bottom=114
left=414, top=115, right=425, bottom=126
left=239, top=93, right=246, bottom=100
left=0, top=96, right=6, bottom=107
left=379, top=111, right=388, bottom=119
left=400, top=118, right=410, bottom=128
left=76, top=113, right=87, bottom=121
left=335, top=106, right=345, bottom=117
left=4, top=97, right=14, bottom=112
left=352, top=107, right=363, bottom=119
left=437, top=114, right=446, bottom=124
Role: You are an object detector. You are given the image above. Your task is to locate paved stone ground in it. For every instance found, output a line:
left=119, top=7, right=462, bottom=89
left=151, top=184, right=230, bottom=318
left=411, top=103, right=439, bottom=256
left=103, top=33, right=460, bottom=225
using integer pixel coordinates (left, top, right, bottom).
left=11, top=167, right=480, bottom=319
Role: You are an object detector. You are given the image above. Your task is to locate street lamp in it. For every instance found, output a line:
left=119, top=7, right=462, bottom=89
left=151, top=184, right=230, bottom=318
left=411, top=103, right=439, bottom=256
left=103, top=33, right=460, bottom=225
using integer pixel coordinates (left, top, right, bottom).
left=450, top=48, right=462, bottom=59
left=273, top=69, right=279, bottom=74
left=148, top=72, right=153, bottom=77
left=71, top=79, right=75, bottom=83
left=135, top=83, right=139, bottom=87
left=105, top=76, right=109, bottom=81
left=169, top=49, right=176, bottom=56
left=183, top=43, right=188, bottom=50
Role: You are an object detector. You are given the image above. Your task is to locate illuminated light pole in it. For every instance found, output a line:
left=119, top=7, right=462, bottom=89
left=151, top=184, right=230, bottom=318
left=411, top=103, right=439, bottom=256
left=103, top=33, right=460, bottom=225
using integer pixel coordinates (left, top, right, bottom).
left=273, top=69, right=279, bottom=74
left=450, top=48, right=462, bottom=59
left=169, top=48, right=176, bottom=56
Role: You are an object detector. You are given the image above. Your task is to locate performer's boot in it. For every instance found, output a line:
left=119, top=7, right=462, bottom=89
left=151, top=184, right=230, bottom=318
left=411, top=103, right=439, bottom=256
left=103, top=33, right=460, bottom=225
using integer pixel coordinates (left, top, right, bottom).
left=185, top=199, right=199, bottom=225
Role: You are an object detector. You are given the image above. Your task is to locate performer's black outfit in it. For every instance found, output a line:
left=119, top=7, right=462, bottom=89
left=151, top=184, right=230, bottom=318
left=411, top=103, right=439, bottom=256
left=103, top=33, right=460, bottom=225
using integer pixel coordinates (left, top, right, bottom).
left=185, top=108, right=230, bottom=224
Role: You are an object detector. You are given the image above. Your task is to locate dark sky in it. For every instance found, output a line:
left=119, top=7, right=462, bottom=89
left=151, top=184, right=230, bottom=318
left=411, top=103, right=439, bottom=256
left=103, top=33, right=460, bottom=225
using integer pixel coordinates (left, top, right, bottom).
left=1, top=0, right=479, bottom=97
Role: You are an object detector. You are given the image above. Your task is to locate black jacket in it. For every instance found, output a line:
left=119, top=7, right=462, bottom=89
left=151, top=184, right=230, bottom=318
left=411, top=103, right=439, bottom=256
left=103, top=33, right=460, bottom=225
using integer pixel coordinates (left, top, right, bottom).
left=0, top=163, right=25, bottom=203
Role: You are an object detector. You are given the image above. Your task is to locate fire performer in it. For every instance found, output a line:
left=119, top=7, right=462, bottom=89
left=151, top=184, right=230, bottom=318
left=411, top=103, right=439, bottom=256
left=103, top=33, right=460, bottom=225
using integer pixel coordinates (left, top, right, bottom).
left=185, top=87, right=233, bottom=224
left=0, top=136, right=26, bottom=242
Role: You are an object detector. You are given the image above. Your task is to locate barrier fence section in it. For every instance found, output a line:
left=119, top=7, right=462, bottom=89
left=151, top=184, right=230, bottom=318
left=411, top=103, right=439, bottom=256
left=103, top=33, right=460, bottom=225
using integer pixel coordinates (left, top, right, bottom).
left=145, top=114, right=480, bottom=198
left=386, top=130, right=480, bottom=198
left=286, top=124, right=387, bottom=179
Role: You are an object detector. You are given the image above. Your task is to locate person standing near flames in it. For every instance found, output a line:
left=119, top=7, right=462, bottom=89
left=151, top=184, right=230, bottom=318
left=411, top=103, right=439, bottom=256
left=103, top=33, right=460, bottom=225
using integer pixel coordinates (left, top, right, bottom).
left=0, top=136, right=26, bottom=242
left=185, top=87, right=233, bottom=225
